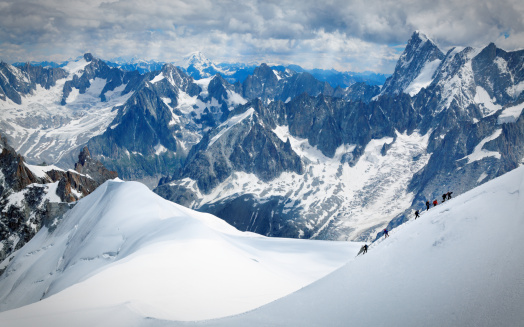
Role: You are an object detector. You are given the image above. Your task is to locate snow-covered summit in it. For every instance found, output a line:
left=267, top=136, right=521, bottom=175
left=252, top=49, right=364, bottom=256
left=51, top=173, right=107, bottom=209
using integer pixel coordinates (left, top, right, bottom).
left=182, top=51, right=213, bottom=69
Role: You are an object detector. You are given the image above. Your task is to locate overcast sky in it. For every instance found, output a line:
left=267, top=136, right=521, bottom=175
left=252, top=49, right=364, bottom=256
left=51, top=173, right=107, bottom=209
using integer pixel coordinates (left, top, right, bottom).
left=0, top=0, right=522, bottom=73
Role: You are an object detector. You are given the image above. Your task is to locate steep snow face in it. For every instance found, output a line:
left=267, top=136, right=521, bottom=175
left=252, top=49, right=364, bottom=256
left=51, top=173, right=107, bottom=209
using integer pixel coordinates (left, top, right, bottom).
left=0, top=59, right=131, bottom=166
left=0, top=180, right=354, bottom=323
left=498, top=101, right=524, bottom=124
left=404, top=59, right=441, bottom=96
left=380, top=31, right=444, bottom=96
left=458, top=129, right=502, bottom=164
left=474, top=85, right=502, bottom=116
left=208, top=108, right=255, bottom=147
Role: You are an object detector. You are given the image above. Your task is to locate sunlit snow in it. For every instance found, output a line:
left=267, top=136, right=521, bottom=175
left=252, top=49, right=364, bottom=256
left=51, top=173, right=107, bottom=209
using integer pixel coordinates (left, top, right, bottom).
left=0, top=180, right=354, bottom=324
left=474, top=86, right=502, bottom=116
left=404, top=59, right=441, bottom=96
left=458, top=129, right=502, bottom=164
left=0, top=60, right=132, bottom=166
left=498, top=101, right=524, bottom=124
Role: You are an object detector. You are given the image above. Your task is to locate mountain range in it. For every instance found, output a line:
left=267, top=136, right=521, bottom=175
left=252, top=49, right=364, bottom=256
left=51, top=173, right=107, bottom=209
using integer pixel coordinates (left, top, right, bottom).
left=1, top=31, right=524, bottom=243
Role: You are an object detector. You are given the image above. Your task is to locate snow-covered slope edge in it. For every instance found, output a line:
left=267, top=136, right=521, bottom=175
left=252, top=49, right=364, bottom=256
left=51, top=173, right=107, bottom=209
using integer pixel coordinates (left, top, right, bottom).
left=0, top=180, right=355, bottom=325
left=188, top=164, right=524, bottom=327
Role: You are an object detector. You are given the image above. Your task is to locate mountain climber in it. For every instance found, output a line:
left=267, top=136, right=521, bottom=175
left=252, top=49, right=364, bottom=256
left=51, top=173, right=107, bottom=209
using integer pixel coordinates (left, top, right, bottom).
left=442, top=193, right=447, bottom=202
left=383, top=228, right=389, bottom=238
left=433, top=199, right=438, bottom=207
left=447, top=191, right=453, bottom=200
left=415, top=210, right=420, bottom=219
left=426, top=201, right=430, bottom=211
left=357, top=244, right=368, bottom=256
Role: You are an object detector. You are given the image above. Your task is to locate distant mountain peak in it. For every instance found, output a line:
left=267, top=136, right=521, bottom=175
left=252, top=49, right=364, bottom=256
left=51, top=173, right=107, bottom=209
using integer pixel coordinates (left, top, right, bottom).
left=183, top=51, right=212, bottom=68
left=379, top=31, right=444, bottom=96
left=412, top=30, right=429, bottom=42
left=406, top=31, right=440, bottom=53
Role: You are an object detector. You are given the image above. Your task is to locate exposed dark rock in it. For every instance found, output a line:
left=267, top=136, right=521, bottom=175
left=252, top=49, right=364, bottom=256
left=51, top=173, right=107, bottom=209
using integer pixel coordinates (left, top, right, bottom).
left=0, top=138, right=117, bottom=269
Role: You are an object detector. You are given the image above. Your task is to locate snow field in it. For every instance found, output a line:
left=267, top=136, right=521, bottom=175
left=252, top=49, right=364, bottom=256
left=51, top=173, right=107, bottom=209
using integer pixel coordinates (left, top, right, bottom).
left=0, top=180, right=356, bottom=325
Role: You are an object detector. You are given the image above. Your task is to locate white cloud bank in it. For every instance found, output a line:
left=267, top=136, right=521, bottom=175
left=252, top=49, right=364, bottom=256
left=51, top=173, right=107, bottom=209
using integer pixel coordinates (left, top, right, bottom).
left=0, top=0, right=522, bottom=73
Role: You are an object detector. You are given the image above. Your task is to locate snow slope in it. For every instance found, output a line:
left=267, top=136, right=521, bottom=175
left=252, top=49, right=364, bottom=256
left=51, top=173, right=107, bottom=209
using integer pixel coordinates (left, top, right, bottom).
left=1, top=164, right=524, bottom=326
left=0, top=180, right=355, bottom=325
left=193, top=164, right=524, bottom=327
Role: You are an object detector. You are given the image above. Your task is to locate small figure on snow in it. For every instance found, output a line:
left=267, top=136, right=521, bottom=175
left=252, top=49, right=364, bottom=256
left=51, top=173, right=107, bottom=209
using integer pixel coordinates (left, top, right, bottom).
left=383, top=228, right=389, bottom=238
left=426, top=201, right=430, bottom=211
left=357, top=244, right=368, bottom=256
left=415, top=210, right=420, bottom=219
left=442, top=193, right=447, bottom=202
left=433, top=200, right=438, bottom=207
left=447, top=191, right=453, bottom=200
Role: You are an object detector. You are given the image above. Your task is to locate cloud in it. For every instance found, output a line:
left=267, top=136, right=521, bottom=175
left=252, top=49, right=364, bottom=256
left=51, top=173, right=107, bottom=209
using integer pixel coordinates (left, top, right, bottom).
left=0, top=0, right=522, bottom=73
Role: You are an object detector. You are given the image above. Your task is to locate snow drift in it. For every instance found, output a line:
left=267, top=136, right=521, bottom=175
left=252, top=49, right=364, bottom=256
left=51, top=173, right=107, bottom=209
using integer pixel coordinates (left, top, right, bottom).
left=0, top=180, right=355, bottom=325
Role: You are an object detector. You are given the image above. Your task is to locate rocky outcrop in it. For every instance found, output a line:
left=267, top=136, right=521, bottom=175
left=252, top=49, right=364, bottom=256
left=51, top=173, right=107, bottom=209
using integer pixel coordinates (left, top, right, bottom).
left=0, top=136, right=43, bottom=193
left=74, top=146, right=118, bottom=185
left=0, top=139, right=117, bottom=270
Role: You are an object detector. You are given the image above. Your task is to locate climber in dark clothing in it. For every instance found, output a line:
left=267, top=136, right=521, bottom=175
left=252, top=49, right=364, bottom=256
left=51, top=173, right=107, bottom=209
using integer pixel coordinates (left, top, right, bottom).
left=447, top=191, right=453, bottom=200
left=415, top=210, right=420, bottom=219
left=383, top=228, right=389, bottom=238
left=357, top=244, right=368, bottom=256
left=426, top=201, right=430, bottom=211
left=442, top=194, right=447, bottom=202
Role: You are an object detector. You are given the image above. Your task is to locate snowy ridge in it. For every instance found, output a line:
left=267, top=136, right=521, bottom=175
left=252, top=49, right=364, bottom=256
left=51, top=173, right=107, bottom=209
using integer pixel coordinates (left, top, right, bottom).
left=433, top=46, right=482, bottom=112
left=0, top=180, right=354, bottom=323
left=208, top=108, right=255, bottom=147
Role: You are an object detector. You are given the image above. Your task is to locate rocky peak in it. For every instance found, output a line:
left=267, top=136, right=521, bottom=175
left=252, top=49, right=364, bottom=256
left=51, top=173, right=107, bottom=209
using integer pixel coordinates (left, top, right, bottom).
left=380, top=31, right=445, bottom=96
left=242, top=63, right=279, bottom=100
left=84, top=53, right=94, bottom=62
left=75, top=146, right=118, bottom=184
left=77, top=146, right=91, bottom=165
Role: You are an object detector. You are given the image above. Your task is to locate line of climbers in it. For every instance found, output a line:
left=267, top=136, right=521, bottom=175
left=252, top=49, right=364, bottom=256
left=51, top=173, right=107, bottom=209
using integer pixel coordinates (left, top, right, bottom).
left=357, top=190, right=453, bottom=257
